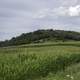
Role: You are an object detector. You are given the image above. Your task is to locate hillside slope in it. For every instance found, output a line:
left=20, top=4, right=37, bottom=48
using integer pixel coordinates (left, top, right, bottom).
left=0, top=29, right=80, bottom=47
left=0, top=42, right=80, bottom=80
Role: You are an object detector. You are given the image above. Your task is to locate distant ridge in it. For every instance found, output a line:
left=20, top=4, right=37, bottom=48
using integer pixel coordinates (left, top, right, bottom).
left=0, top=29, right=80, bottom=47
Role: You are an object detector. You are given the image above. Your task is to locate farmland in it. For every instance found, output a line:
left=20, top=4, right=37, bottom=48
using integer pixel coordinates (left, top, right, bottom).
left=0, top=41, right=80, bottom=80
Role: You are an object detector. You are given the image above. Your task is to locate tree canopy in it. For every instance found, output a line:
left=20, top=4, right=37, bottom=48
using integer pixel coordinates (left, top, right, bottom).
left=0, top=29, right=80, bottom=47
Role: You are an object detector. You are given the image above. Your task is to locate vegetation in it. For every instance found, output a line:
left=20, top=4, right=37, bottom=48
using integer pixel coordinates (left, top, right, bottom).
left=0, top=29, right=80, bottom=80
left=0, top=42, right=80, bottom=80
left=0, top=29, right=80, bottom=47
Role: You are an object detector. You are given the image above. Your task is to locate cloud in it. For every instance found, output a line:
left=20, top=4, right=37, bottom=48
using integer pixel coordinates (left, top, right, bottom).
left=34, top=5, right=80, bottom=19
left=33, top=8, right=50, bottom=19
left=59, top=0, right=79, bottom=6
left=0, top=0, right=80, bottom=40
left=54, top=5, right=80, bottom=17
left=69, top=5, right=80, bottom=16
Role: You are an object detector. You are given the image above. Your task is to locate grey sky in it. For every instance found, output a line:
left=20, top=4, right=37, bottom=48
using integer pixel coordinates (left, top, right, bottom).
left=0, top=0, right=80, bottom=41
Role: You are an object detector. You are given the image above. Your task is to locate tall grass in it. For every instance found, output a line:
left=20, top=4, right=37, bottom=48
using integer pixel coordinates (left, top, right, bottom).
left=0, top=53, right=80, bottom=80
left=0, top=42, right=80, bottom=80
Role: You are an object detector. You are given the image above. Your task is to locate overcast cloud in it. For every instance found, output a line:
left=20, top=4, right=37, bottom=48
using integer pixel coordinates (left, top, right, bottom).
left=0, top=0, right=80, bottom=41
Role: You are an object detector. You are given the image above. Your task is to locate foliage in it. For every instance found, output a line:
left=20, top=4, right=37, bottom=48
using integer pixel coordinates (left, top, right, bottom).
left=0, top=29, right=80, bottom=47
left=0, top=42, right=80, bottom=80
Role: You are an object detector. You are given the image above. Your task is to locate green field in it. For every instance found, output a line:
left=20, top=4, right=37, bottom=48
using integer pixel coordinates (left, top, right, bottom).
left=0, top=41, right=80, bottom=80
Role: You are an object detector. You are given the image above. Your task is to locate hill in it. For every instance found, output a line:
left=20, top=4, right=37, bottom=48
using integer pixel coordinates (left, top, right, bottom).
left=0, top=29, right=80, bottom=47
left=0, top=41, right=80, bottom=80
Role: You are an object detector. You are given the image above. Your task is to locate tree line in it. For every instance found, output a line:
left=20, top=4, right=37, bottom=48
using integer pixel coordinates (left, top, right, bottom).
left=0, top=29, right=80, bottom=47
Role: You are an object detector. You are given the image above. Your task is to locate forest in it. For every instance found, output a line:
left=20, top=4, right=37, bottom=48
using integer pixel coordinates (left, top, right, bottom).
left=0, top=29, right=80, bottom=47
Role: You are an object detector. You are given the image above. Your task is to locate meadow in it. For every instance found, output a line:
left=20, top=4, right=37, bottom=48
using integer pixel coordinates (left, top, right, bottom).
left=0, top=41, right=80, bottom=80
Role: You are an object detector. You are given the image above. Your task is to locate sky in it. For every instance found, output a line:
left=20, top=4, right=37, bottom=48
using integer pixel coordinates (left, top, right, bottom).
left=0, top=0, right=80, bottom=41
